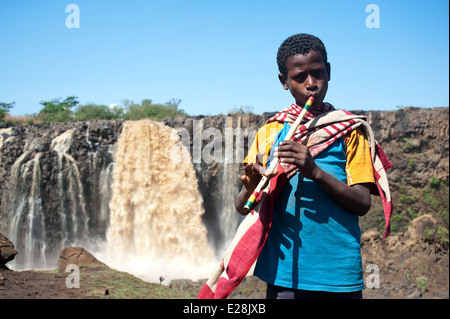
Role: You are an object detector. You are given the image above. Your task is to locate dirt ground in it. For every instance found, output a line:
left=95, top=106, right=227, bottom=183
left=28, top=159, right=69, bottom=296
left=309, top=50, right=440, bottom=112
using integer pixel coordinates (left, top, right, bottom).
left=1, top=215, right=448, bottom=300
left=0, top=265, right=191, bottom=299
left=1, top=239, right=448, bottom=300
left=0, top=267, right=85, bottom=299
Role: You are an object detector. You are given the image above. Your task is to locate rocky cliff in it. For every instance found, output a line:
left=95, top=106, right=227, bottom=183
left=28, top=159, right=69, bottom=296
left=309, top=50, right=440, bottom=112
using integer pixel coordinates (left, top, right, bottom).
left=353, top=107, right=449, bottom=234
left=0, top=120, right=122, bottom=268
left=0, top=107, right=448, bottom=272
left=163, top=107, right=449, bottom=235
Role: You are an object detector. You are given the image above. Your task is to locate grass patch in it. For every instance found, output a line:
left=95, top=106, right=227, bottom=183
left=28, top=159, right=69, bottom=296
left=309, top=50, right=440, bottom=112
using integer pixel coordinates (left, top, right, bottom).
left=79, top=266, right=193, bottom=299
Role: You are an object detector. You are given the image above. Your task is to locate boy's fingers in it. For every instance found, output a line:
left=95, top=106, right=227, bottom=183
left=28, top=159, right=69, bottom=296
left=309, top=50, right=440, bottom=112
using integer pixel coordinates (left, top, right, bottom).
left=256, top=150, right=267, bottom=165
left=244, top=161, right=265, bottom=176
left=279, top=137, right=310, bottom=147
left=264, top=168, right=278, bottom=177
left=253, top=162, right=266, bottom=175
left=244, top=158, right=279, bottom=178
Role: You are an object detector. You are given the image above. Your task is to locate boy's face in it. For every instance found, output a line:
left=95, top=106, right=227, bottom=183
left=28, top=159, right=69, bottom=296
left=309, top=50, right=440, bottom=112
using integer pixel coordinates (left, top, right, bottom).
left=279, top=50, right=331, bottom=110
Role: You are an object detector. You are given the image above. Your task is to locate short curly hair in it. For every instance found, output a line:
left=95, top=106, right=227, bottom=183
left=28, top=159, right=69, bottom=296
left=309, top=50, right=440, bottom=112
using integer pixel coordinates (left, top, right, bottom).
left=277, top=33, right=328, bottom=77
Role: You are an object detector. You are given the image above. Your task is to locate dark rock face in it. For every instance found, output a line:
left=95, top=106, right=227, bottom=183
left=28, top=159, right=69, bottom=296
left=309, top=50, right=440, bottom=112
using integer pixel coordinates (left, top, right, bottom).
left=0, top=107, right=448, bottom=268
left=0, top=120, right=122, bottom=268
left=358, top=107, right=449, bottom=186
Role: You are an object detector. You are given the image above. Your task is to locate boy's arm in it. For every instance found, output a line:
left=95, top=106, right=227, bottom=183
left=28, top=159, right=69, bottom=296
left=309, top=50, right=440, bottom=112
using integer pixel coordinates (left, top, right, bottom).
left=310, top=169, right=372, bottom=216
left=274, top=140, right=371, bottom=216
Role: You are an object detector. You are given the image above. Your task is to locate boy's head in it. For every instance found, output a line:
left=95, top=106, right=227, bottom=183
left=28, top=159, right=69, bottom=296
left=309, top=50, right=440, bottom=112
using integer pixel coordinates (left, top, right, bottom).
left=277, top=33, right=331, bottom=109
left=277, top=33, right=328, bottom=78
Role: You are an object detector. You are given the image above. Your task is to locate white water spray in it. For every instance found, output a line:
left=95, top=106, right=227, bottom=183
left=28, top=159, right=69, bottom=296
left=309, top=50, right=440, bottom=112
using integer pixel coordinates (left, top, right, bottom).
left=105, top=120, right=216, bottom=282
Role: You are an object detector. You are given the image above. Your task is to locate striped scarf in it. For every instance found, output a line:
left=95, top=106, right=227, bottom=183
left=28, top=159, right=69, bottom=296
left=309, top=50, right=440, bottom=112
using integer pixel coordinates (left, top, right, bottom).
left=197, top=103, right=393, bottom=299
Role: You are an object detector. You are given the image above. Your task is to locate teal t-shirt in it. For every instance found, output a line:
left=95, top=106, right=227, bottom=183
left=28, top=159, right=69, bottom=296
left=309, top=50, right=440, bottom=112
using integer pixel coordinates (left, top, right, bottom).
left=254, top=123, right=364, bottom=292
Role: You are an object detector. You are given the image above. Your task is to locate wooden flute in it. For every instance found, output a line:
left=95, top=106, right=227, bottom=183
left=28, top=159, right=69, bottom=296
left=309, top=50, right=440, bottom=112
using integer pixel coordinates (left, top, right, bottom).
left=242, top=96, right=314, bottom=212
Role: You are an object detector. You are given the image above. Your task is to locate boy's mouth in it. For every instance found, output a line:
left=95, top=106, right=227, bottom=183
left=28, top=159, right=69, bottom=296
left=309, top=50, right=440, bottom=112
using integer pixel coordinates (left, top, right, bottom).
left=307, top=93, right=320, bottom=102
left=309, top=93, right=319, bottom=99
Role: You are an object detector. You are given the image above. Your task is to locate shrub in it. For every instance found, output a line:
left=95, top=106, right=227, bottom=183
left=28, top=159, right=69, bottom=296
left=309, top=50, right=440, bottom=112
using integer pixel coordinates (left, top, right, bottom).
left=74, top=103, right=118, bottom=120
left=407, top=158, right=417, bottom=167
left=429, top=176, right=441, bottom=189
left=416, top=276, right=428, bottom=292
left=123, top=99, right=187, bottom=121
left=399, top=194, right=415, bottom=204
left=0, top=102, right=15, bottom=121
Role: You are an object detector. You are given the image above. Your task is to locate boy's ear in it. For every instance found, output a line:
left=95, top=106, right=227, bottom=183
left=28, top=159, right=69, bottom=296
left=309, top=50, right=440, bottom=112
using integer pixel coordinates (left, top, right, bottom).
left=326, top=62, right=331, bottom=81
left=278, top=73, right=289, bottom=90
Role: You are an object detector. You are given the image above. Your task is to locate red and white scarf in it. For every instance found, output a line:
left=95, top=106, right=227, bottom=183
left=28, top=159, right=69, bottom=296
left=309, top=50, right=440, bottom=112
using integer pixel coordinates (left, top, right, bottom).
left=198, top=103, right=393, bottom=299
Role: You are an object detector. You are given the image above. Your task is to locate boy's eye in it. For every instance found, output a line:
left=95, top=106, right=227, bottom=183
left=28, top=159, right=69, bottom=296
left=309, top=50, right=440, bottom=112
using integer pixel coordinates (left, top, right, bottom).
left=312, top=69, right=326, bottom=78
left=294, top=73, right=307, bottom=82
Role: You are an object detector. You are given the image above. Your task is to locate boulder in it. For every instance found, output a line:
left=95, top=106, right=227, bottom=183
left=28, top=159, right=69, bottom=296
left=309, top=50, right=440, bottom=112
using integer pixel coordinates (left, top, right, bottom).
left=0, top=233, right=18, bottom=268
left=405, top=214, right=438, bottom=245
left=57, top=247, right=105, bottom=273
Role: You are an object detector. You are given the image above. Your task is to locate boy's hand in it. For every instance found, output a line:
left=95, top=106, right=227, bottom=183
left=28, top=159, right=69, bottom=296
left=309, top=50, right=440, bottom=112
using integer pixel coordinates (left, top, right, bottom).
left=240, top=150, right=278, bottom=193
left=236, top=150, right=279, bottom=215
left=273, top=139, right=372, bottom=216
left=273, top=139, right=319, bottom=180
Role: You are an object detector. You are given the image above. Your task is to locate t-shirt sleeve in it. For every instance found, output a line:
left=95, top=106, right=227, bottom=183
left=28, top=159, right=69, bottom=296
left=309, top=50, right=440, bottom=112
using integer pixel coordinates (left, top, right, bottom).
left=244, top=122, right=284, bottom=167
left=344, top=128, right=376, bottom=187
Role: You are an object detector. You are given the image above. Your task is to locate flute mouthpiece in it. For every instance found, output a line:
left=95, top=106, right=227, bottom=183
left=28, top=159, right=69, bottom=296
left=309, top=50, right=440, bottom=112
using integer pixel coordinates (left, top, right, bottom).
left=306, top=96, right=314, bottom=106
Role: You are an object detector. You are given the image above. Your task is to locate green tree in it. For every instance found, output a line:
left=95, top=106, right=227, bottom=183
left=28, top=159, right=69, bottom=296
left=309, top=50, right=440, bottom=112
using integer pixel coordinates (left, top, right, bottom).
left=0, top=102, right=15, bottom=121
left=38, top=96, right=79, bottom=123
left=74, top=103, right=117, bottom=120
left=35, top=96, right=186, bottom=122
left=123, top=99, right=187, bottom=121
left=124, top=100, right=148, bottom=120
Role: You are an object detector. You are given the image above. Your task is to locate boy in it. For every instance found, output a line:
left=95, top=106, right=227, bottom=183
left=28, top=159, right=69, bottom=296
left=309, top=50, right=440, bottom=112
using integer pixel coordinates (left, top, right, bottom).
left=234, top=33, right=378, bottom=299
left=198, top=33, right=391, bottom=300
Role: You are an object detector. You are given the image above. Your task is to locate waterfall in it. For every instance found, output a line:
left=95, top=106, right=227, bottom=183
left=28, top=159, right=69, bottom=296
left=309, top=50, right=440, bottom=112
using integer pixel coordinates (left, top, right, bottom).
left=4, top=126, right=114, bottom=270
left=105, top=120, right=215, bottom=282
left=216, top=117, right=245, bottom=251
left=8, top=149, right=47, bottom=269
left=1, top=118, right=251, bottom=281
left=51, top=130, right=89, bottom=247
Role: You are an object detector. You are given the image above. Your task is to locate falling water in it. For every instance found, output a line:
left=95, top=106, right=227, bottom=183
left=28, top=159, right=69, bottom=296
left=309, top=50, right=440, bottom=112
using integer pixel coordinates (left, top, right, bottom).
left=50, top=130, right=89, bottom=247
left=1, top=118, right=246, bottom=280
left=8, top=149, right=47, bottom=269
left=217, top=117, right=245, bottom=251
left=105, top=120, right=215, bottom=282
left=4, top=127, right=113, bottom=269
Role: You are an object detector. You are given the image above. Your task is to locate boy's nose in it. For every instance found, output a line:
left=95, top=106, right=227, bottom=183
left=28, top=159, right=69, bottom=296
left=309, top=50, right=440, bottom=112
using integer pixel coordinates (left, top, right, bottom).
left=305, top=74, right=317, bottom=90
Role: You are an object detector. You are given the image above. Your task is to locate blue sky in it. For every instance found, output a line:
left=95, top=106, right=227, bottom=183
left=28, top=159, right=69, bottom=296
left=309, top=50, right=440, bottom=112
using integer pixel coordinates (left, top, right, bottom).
left=1, top=0, right=449, bottom=116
